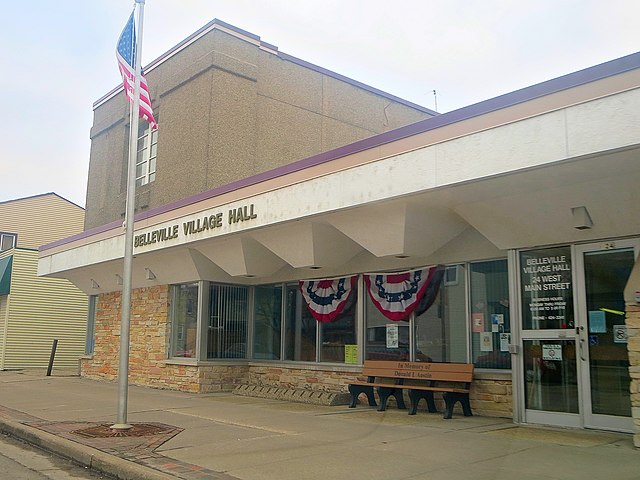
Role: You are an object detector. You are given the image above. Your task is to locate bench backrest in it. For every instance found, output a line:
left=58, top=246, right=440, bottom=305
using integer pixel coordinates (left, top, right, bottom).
left=362, top=360, right=473, bottom=383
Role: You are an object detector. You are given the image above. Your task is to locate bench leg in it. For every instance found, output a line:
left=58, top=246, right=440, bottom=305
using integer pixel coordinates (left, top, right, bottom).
left=443, top=392, right=472, bottom=419
left=348, top=384, right=377, bottom=408
left=408, top=389, right=437, bottom=415
left=393, top=389, right=407, bottom=409
left=377, top=387, right=394, bottom=411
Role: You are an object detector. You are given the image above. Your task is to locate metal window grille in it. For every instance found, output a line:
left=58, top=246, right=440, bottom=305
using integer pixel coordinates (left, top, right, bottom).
left=208, top=284, right=249, bottom=359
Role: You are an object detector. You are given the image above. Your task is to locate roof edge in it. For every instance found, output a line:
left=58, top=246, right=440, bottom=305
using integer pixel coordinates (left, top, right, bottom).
left=93, top=18, right=433, bottom=115
left=44, top=50, right=640, bottom=253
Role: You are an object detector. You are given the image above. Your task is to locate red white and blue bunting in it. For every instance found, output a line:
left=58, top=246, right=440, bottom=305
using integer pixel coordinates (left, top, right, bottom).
left=300, top=275, right=357, bottom=323
left=365, top=266, right=442, bottom=321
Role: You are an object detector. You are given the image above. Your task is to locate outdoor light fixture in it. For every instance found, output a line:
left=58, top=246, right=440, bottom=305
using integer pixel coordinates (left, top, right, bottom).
left=116, top=274, right=123, bottom=285
left=145, top=268, right=156, bottom=280
left=395, top=254, right=410, bottom=259
left=90, top=279, right=100, bottom=289
left=309, top=266, right=322, bottom=270
left=572, top=206, right=593, bottom=230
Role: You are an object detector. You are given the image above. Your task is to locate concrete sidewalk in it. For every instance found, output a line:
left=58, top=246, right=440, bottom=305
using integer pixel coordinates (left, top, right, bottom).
left=0, top=369, right=638, bottom=480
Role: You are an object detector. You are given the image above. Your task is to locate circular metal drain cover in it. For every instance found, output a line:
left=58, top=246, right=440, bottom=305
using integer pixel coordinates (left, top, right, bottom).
left=72, top=423, right=172, bottom=438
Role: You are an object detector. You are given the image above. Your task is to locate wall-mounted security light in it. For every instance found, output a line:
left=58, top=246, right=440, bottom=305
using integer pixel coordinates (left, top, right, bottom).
left=572, top=206, right=593, bottom=230
left=145, top=268, right=156, bottom=280
left=91, top=279, right=100, bottom=289
left=116, top=274, right=123, bottom=285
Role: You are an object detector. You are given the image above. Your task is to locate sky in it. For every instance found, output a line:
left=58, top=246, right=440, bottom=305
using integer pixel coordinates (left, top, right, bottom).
left=0, top=0, right=638, bottom=208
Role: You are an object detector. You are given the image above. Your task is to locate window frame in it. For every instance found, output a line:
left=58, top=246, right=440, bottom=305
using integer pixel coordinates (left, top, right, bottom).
left=0, top=232, right=17, bottom=252
left=135, top=121, right=157, bottom=187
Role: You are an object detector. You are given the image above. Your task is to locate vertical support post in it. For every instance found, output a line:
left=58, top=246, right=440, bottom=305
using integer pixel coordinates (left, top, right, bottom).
left=46, top=339, right=58, bottom=376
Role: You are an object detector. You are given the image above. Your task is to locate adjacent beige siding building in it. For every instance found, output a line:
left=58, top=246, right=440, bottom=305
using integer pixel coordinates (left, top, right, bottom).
left=0, top=193, right=88, bottom=369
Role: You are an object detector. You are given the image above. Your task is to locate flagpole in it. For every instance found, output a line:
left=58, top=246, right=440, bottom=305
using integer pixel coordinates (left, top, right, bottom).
left=112, top=0, right=146, bottom=430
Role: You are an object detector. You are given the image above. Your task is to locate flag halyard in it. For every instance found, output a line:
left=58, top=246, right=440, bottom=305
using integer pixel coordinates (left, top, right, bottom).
left=116, top=12, right=157, bottom=129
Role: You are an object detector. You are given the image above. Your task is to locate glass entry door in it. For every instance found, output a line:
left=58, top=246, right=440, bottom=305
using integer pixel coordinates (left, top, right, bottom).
left=519, top=240, right=638, bottom=432
left=575, top=240, right=638, bottom=432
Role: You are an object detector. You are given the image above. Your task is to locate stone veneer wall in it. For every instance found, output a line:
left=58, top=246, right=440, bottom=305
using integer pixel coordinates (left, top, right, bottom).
left=626, top=302, right=640, bottom=447
left=80, top=285, right=512, bottom=416
left=469, top=374, right=512, bottom=418
left=243, top=364, right=512, bottom=417
left=81, top=286, right=202, bottom=392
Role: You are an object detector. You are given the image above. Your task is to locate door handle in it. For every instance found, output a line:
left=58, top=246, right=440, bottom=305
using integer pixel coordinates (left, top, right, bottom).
left=579, top=337, right=587, bottom=362
left=576, top=326, right=587, bottom=361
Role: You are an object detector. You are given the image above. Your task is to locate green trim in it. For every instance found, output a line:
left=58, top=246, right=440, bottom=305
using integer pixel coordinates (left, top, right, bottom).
left=0, top=255, right=12, bottom=295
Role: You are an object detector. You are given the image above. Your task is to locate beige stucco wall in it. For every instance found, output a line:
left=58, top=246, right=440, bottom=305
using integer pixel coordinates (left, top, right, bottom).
left=84, top=26, right=432, bottom=230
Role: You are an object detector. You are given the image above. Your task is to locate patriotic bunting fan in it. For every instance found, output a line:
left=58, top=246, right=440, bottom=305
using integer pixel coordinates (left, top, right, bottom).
left=300, top=276, right=357, bottom=323
left=365, top=266, right=441, bottom=321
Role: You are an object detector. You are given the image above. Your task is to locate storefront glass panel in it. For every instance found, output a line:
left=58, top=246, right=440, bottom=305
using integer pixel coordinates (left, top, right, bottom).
left=415, top=265, right=466, bottom=363
left=523, top=339, right=578, bottom=413
left=170, top=283, right=198, bottom=358
left=470, top=260, right=511, bottom=369
left=208, top=284, right=249, bottom=359
left=583, top=248, right=633, bottom=417
left=284, top=285, right=316, bottom=361
left=253, top=285, right=282, bottom=360
left=320, top=290, right=357, bottom=363
left=365, top=295, right=410, bottom=361
left=520, top=246, right=573, bottom=330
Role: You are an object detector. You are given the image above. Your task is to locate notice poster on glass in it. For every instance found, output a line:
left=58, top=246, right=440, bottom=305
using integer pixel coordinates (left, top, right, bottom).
left=500, top=333, right=510, bottom=352
left=386, top=324, right=399, bottom=349
left=472, top=313, right=485, bottom=333
left=344, top=345, right=358, bottom=364
left=480, top=332, right=493, bottom=352
left=520, top=246, right=573, bottom=330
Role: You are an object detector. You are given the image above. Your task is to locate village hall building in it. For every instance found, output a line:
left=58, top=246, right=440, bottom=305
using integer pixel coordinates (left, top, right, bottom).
left=38, top=18, right=640, bottom=441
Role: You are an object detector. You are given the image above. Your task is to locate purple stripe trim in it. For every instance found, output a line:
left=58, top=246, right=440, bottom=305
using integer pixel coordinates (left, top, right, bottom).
left=94, top=19, right=433, bottom=115
left=43, top=51, right=640, bottom=253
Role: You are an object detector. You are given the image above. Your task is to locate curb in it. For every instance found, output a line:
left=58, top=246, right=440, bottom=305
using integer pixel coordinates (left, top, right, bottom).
left=0, top=417, right=177, bottom=480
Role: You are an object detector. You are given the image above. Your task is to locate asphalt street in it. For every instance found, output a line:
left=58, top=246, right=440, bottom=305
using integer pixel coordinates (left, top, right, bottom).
left=0, top=433, right=112, bottom=480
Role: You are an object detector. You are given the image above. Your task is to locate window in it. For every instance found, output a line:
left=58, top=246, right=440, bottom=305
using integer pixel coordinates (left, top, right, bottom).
left=0, top=232, right=16, bottom=252
left=170, top=283, right=198, bottom=358
left=208, top=284, right=249, bottom=359
left=415, top=265, right=467, bottom=363
left=520, top=246, right=573, bottom=330
left=284, top=285, right=317, bottom=361
left=320, top=289, right=357, bottom=363
left=253, top=285, right=282, bottom=360
left=365, top=297, right=410, bottom=361
left=136, top=121, right=157, bottom=187
left=470, top=260, right=511, bottom=369
left=85, top=295, right=97, bottom=355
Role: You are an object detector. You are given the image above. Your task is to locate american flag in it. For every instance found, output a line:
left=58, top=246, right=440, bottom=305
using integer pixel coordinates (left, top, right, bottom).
left=116, top=12, right=157, bottom=129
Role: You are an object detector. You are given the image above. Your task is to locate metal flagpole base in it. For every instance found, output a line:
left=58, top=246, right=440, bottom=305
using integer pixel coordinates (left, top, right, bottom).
left=110, top=423, right=133, bottom=430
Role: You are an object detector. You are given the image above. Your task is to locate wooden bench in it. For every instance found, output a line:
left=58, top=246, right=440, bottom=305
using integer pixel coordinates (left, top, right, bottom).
left=348, top=360, right=474, bottom=419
